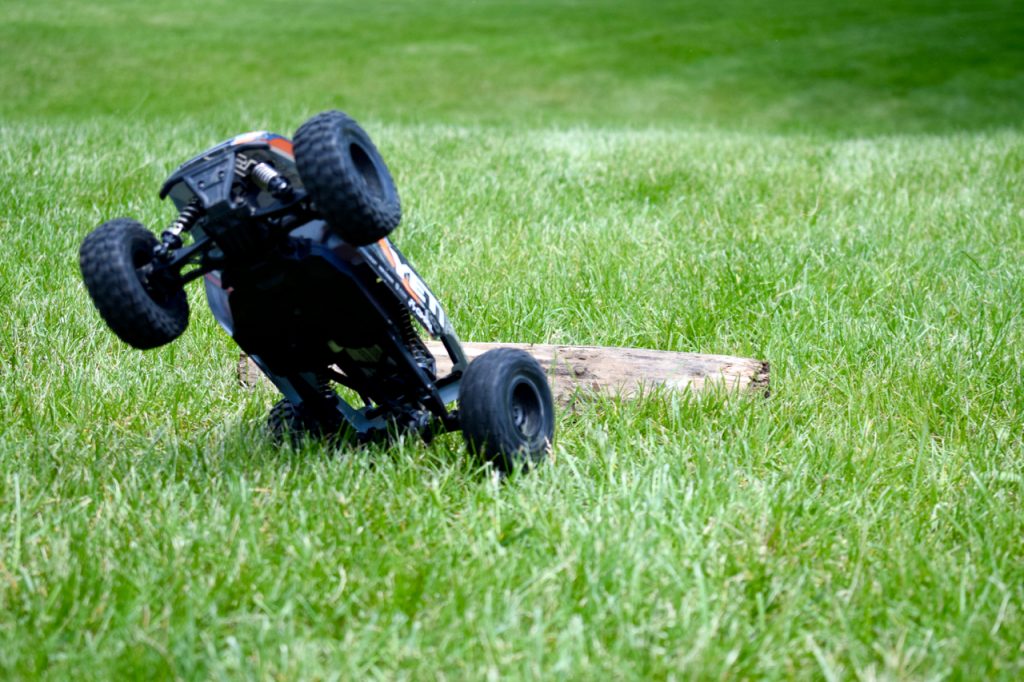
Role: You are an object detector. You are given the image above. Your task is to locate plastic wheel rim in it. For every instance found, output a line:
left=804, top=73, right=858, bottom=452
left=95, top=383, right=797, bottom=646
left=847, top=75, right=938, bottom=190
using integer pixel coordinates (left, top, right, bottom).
left=510, top=377, right=545, bottom=441
left=349, top=142, right=385, bottom=199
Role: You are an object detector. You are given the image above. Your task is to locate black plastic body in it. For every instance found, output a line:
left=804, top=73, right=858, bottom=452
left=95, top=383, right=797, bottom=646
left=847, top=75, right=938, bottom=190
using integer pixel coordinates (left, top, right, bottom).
left=159, top=131, right=468, bottom=442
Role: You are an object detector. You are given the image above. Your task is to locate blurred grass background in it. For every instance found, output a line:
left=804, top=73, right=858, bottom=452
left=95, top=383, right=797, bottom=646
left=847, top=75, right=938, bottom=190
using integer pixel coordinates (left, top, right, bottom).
left=2, top=0, right=1021, bottom=133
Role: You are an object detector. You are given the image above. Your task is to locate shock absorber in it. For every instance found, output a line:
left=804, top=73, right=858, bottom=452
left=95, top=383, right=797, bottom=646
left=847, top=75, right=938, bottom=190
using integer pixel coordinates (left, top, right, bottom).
left=398, top=311, right=436, bottom=378
left=155, top=199, right=203, bottom=260
left=250, top=162, right=293, bottom=199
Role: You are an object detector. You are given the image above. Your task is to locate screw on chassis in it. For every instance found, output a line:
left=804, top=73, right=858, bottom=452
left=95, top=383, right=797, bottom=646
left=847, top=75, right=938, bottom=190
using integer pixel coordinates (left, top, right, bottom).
left=79, top=111, right=554, bottom=472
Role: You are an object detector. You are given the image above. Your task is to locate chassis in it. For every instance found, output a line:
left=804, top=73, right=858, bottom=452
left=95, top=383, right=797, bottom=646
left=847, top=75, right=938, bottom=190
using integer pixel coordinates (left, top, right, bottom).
left=79, top=111, right=554, bottom=471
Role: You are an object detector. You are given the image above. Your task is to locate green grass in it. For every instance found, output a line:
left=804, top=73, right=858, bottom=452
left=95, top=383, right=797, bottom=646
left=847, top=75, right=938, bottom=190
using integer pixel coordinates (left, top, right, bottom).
left=3, top=0, right=1023, bottom=133
left=2, top=0, right=1023, bottom=678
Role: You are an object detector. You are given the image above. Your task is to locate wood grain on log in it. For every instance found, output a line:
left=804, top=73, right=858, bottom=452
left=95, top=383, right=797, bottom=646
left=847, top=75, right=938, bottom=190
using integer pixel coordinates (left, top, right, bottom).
left=237, top=342, right=770, bottom=401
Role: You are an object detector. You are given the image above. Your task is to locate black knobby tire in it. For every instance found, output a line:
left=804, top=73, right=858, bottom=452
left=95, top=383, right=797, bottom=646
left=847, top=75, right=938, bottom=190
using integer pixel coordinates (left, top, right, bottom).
left=267, top=398, right=355, bottom=447
left=79, top=218, right=189, bottom=350
left=293, top=110, right=401, bottom=246
left=459, top=349, right=555, bottom=472
left=267, top=399, right=313, bottom=446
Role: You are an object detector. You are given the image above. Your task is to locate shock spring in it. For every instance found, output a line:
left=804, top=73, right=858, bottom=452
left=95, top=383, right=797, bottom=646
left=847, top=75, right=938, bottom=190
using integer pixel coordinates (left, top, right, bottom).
left=168, top=200, right=202, bottom=237
left=250, top=162, right=293, bottom=198
left=398, top=312, right=436, bottom=377
left=155, top=199, right=203, bottom=259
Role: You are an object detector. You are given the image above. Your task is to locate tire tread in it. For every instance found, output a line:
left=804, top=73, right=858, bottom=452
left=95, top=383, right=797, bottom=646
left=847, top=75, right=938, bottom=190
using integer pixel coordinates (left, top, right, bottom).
left=79, top=218, right=189, bottom=349
left=293, top=110, right=400, bottom=245
left=459, top=348, right=554, bottom=472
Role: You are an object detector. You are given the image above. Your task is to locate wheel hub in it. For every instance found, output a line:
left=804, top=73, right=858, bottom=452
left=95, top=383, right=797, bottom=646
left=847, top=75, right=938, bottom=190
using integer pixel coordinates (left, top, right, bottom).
left=510, top=378, right=543, bottom=439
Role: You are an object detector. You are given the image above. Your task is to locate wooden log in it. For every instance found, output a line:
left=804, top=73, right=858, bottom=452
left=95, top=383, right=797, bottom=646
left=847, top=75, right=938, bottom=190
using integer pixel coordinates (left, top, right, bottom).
left=237, top=342, right=770, bottom=401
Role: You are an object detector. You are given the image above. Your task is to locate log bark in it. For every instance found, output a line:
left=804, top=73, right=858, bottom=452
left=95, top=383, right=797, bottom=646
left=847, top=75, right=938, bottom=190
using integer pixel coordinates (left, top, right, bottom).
left=237, top=342, right=770, bottom=401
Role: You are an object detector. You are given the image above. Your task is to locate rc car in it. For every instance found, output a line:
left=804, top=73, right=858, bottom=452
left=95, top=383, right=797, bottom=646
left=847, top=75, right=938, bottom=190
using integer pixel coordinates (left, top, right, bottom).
left=79, top=110, right=554, bottom=471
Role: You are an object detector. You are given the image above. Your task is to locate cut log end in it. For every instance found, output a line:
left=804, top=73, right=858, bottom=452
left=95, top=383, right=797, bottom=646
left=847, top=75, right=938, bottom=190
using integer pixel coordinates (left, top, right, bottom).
left=751, top=361, right=771, bottom=399
left=236, top=342, right=770, bottom=403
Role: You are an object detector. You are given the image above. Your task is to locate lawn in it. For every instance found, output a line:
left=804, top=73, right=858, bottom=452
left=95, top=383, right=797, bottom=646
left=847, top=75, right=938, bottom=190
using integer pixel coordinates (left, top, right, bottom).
left=1, top=0, right=1023, bottom=678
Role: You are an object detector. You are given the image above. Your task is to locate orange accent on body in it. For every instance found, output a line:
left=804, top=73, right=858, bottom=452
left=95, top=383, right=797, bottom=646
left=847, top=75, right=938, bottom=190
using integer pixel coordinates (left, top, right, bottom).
left=269, top=137, right=294, bottom=157
left=378, top=239, right=422, bottom=303
left=379, top=238, right=397, bottom=266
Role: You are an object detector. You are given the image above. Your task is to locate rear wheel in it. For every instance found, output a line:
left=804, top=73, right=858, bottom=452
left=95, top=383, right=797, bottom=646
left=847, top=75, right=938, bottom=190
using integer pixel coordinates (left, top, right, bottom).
left=293, top=110, right=401, bottom=246
left=79, top=218, right=189, bottom=349
left=459, top=349, right=554, bottom=472
left=267, top=399, right=315, bottom=446
left=267, top=397, right=356, bottom=447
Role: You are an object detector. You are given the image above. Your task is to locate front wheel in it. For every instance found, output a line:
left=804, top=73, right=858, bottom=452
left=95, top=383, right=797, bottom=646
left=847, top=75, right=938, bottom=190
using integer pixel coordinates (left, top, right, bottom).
left=293, top=110, right=401, bottom=246
left=79, top=218, right=189, bottom=349
left=459, top=349, right=555, bottom=472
